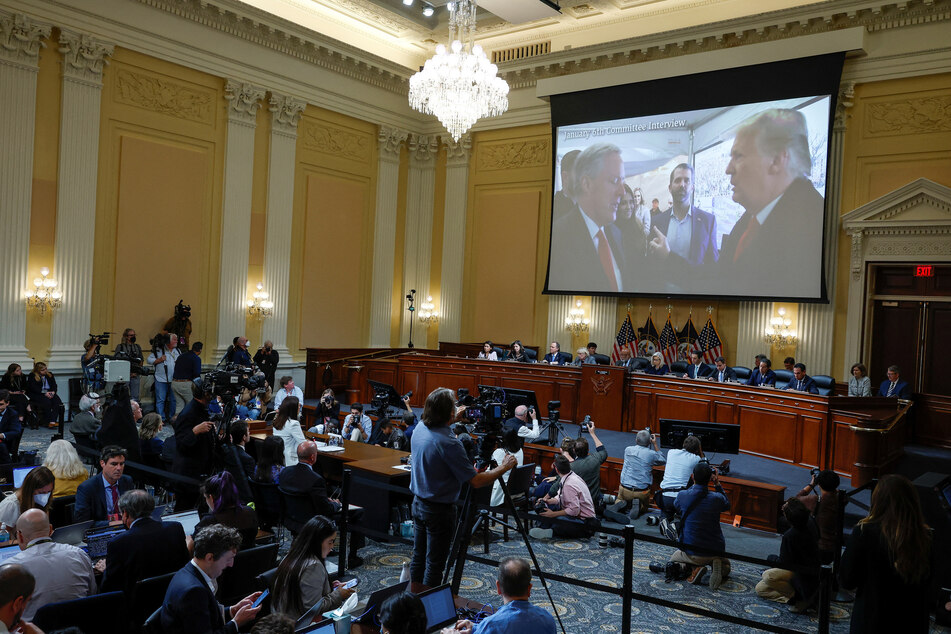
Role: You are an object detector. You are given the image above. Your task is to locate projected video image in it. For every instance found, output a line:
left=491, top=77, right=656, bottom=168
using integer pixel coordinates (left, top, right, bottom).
left=547, top=96, right=831, bottom=300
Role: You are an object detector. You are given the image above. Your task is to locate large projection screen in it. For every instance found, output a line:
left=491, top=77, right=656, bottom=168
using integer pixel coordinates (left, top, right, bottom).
left=545, top=53, right=844, bottom=302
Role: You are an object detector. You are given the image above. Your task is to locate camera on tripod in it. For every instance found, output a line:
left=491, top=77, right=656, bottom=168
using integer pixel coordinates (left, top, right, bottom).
left=201, top=366, right=267, bottom=397
left=456, top=387, right=504, bottom=429
left=547, top=400, right=560, bottom=424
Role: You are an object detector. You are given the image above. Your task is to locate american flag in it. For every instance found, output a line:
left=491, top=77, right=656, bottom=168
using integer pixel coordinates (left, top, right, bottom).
left=697, top=316, right=724, bottom=363
left=611, top=313, right=637, bottom=363
left=658, top=315, right=679, bottom=366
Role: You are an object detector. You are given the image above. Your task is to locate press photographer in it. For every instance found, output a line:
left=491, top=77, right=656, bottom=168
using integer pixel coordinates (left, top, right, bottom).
left=253, top=340, right=279, bottom=391
left=113, top=328, right=145, bottom=401
left=147, top=332, right=180, bottom=422
left=502, top=405, right=541, bottom=442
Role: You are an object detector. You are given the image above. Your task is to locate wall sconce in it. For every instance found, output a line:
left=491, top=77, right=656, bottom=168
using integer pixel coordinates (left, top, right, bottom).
left=418, top=295, right=439, bottom=326
left=565, top=299, right=589, bottom=335
left=764, top=307, right=798, bottom=348
left=246, top=283, right=274, bottom=320
left=25, top=267, right=62, bottom=315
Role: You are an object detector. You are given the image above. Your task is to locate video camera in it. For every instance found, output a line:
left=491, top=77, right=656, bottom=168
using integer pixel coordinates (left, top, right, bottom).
left=457, top=386, right=505, bottom=430
left=201, top=365, right=268, bottom=397
left=88, top=332, right=110, bottom=347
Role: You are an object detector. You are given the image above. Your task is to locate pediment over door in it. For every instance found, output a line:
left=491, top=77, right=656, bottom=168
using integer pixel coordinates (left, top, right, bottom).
left=840, top=178, right=951, bottom=377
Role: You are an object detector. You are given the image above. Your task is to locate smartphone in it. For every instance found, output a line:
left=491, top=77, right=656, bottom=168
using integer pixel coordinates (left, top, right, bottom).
left=342, top=578, right=359, bottom=589
left=251, top=589, right=269, bottom=608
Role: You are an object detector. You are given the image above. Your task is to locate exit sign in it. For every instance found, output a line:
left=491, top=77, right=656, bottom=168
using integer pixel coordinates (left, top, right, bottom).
left=915, top=265, right=934, bottom=277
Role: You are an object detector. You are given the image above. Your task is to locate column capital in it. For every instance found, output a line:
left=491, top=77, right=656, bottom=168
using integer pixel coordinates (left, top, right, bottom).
left=834, top=81, right=855, bottom=132
left=58, top=29, right=113, bottom=85
left=443, top=133, right=471, bottom=165
left=378, top=125, right=408, bottom=159
left=268, top=92, right=307, bottom=136
left=224, top=80, right=266, bottom=125
left=0, top=12, right=51, bottom=68
left=408, top=133, right=438, bottom=164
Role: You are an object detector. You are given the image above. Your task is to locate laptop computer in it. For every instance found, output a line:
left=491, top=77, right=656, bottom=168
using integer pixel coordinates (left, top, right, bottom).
left=418, top=584, right=458, bottom=633
left=0, top=544, right=21, bottom=564
left=82, top=526, right=126, bottom=560
left=295, top=619, right=336, bottom=634
left=13, top=466, right=36, bottom=489
left=151, top=504, right=167, bottom=520
left=163, top=510, right=201, bottom=536
left=298, top=580, right=409, bottom=628
left=51, top=520, right=94, bottom=546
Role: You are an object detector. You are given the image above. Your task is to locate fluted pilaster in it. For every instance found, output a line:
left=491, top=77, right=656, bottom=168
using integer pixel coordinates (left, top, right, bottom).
left=261, top=92, right=306, bottom=360
left=400, top=133, right=438, bottom=347
left=215, top=80, right=265, bottom=358
left=736, top=301, right=772, bottom=368
left=369, top=126, right=407, bottom=347
left=546, top=295, right=572, bottom=353
left=47, top=29, right=114, bottom=370
left=0, top=12, right=50, bottom=367
left=798, top=82, right=854, bottom=379
left=437, top=134, right=471, bottom=344
left=589, top=296, right=618, bottom=354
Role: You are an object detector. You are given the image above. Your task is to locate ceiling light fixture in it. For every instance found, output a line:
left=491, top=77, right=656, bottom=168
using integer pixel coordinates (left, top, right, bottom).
left=408, top=0, right=509, bottom=141
left=422, top=4, right=434, bottom=16
left=403, top=0, right=413, bottom=6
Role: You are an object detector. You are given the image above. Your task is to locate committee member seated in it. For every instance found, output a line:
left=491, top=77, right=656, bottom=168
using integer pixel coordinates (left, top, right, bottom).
left=0, top=467, right=55, bottom=539
left=604, top=429, right=665, bottom=523
left=454, top=557, right=556, bottom=634
left=477, top=340, right=498, bottom=361
left=650, top=462, right=731, bottom=589
left=542, top=341, right=569, bottom=365
left=272, top=515, right=355, bottom=622
left=615, top=347, right=635, bottom=369
left=756, top=497, right=820, bottom=611
left=73, top=445, right=133, bottom=525
left=783, top=356, right=796, bottom=371
left=710, top=357, right=737, bottom=383
left=683, top=351, right=713, bottom=379
left=501, top=405, right=541, bottom=442
left=506, top=340, right=530, bottom=363
left=747, top=358, right=777, bottom=387
left=571, top=348, right=596, bottom=366
left=645, top=352, right=668, bottom=375
left=7, top=509, right=96, bottom=620
left=785, top=363, right=819, bottom=394
left=342, top=403, right=372, bottom=443
left=656, top=436, right=703, bottom=523
left=160, top=524, right=263, bottom=633
left=100, top=489, right=189, bottom=596
left=848, top=363, right=871, bottom=397
left=878, top=365, right=911, bottom=398
left=530, top=455, right=596, bottom=539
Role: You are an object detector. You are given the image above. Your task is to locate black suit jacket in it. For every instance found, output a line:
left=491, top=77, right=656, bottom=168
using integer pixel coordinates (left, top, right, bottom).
left=0, top=407, right=22, bottom=449
left=650, top=205, right=719, bottom=266
left=161, top=561, right=236, bottom=634
left=173, top=399, right=216, bottom=480
left=543, top=352, right=568, bottom=366
left=685, top=363, right=714, bottom=379
left=25, top=373, right=58, bottom=399
left=718, top=178, right=824, bottom=296
left=278, top=463, right=338, bottom=518
left=711, top=367, right=737, bottom=382
left=73, top=474, right=134, bottom=524
left=101, top=517, right=189, bottom=595
left=549, top=207, right=626, bottom=292
left=878, top=379, right=912, bottom=399
left=786, top=375, right=820, bottom=394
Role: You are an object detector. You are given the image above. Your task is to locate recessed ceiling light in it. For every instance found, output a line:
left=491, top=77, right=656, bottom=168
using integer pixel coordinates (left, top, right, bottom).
left=422, top=4, right=434, bottom=16
left=403, top=0, right=413, bottom=5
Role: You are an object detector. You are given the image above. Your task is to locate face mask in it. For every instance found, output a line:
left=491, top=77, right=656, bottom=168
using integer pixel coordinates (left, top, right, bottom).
left=245, top=341, right=251, bottom=349
left=129, top=335, right=136, bottom=343
left=33, top=492, right=51, bottom=507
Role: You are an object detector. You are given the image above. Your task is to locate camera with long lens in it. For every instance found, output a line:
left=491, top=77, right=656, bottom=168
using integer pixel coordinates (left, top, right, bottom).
left=457, top=387, right=505, bottom=430
left=112, top=349, right=154, bottom=376
left=201, top=365, right=267, bottom=397
left=88, top=332, right=110, bottom=347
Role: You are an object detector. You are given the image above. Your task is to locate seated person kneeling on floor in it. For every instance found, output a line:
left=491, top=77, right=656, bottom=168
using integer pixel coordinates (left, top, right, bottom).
left=529, top=455, right=598, bottom=539
left=756, top=497, right=820, bottom=612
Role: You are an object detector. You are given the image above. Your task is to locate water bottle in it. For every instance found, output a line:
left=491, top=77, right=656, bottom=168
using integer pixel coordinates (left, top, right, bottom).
left=399, top=562, right=410, bottom=582
left=0, top=527, right=9, bottom=544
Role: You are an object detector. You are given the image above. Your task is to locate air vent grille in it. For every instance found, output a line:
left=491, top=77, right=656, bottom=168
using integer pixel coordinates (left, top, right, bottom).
left=491, top=41, right=551, bottom=64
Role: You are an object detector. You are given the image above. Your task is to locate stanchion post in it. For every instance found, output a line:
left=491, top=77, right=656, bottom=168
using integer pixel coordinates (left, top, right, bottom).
left=622, top=524, right=635, bottom=634
left=339, top=468, right=352, bottom=573
left=818, top=563, right=833, bottom=634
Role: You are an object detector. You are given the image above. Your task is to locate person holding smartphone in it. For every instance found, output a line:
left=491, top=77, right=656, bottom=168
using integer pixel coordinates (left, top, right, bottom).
left=272, top=515, right=356, bottom=622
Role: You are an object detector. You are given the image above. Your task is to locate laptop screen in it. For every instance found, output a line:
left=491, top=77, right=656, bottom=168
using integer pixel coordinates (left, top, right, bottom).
left=0, top=545, right=21, bottom=564
left=296, top=620, right=336, bottom=634
left=418, top=584, right=457, bottom=632
left=164, top=510, right=202, bottom=536
left=13, top=466, right=36, bottom=489
left=82, top=527, right=126, bottom=559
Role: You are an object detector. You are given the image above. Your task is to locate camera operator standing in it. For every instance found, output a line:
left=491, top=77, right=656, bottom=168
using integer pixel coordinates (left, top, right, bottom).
left=147, top=333, right=180, bottom=422
left=410, top=387, right=516, bottom=587
left=253, top=341, right=279, bottom=391
left=114, top=329, right=144, bottom=401
left=81, top=336, right=105, bottom=393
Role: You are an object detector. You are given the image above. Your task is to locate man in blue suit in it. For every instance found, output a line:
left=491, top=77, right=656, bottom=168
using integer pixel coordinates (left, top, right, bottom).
left=711, top=357, right=737, bottom=383
left=542, top=342, right=569, bottom=365
left=683, top=351, right=714, bottom=379
left=648, top=164, right=719, bottom=271
left=74, top=446, right=134, bottom=525
left=878, top=365, right=912, bottom=398
left=785, top=363, right=819, bottom=394
left=160, top=524, right=261, bottom=634
left=748, top=358, right=777, bottom=387
left=0, top=390, right=22, bottom=463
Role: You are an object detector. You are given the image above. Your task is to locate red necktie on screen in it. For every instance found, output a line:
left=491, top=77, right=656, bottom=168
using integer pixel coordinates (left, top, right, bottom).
left=596, top=229, right=619, bottom=291
left=733, top=217, right=761, bottom=263
left=110, top=483, right=119, bottom=513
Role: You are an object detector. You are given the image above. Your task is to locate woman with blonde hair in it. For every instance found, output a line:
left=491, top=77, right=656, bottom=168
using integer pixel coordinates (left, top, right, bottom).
left=840, top=473, right=932, bottom=632
left=139, top=412, right=165, bottom=457
left=43, top=440, right=88, bottom=498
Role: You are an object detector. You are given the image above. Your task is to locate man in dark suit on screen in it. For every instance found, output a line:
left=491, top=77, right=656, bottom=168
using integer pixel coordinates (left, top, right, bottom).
left=718, top=108, right=824, bottom=297
left=549, top=143, right=627, bottom=293
left=648, top=164, right=719, bottom=272
left=100, top=489, right=189, bottom=596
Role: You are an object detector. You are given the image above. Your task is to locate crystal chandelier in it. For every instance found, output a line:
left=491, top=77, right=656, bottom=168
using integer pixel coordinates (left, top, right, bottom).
left=25, top=267, right=62, bottom=315
left=408, top=0, right=509, bottom=141
left=764, top=307, right=798, bottom=348
left=246, top=283, right=274, bottom=320
left=565, top=300, right=589, bottom=335
left=418, top=295, right=439, bottom=326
